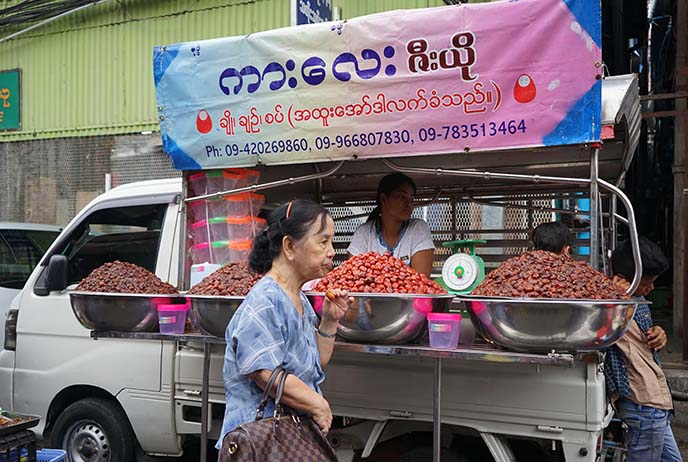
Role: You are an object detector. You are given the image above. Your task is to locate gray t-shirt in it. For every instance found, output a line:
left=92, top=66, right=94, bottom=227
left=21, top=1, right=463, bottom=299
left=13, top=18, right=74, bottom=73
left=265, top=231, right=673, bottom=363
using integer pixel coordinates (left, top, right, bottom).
left=347, top=218, right=435, bottom=265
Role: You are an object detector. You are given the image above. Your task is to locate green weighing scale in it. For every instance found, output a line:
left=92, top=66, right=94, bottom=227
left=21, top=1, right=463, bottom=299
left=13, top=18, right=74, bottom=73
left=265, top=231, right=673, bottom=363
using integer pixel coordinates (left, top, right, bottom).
left=436, top=239, right=487, bottom=295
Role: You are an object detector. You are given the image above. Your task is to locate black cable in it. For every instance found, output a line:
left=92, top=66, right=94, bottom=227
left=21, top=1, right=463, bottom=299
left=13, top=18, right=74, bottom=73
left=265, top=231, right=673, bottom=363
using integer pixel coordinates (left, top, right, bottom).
left=0, top=0, right=95, bottom=28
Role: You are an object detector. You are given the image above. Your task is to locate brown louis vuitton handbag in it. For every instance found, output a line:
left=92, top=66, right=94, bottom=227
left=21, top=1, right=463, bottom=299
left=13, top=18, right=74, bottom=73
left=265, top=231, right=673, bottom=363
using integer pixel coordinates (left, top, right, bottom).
left=220, top=366, right=338, bottom=462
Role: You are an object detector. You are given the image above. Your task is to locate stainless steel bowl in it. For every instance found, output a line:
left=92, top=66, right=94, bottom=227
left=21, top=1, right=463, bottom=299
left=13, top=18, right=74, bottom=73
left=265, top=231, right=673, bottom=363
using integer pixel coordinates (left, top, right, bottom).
left=187, top=295, right=245, bottom=337
left=69, top=291, right=186, bottom=332
left=306, top=292, right=454, bottom=344
left=457, top=295, right=639, bottom=353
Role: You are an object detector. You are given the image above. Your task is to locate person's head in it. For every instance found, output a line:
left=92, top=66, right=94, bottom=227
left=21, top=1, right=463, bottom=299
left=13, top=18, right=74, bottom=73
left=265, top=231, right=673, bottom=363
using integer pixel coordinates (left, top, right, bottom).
left=367, top=173, right=417, bottom=224
left=611, top=236, right=669, bottom=297
left=249, top=199, right=335, bottom=281
left=532, top=221, right=573, bottom=255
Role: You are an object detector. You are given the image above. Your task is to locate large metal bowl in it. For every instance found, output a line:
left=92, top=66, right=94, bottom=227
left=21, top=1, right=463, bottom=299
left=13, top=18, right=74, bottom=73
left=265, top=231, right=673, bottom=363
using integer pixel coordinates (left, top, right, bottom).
left=306, top=292, right=454, bottom=344
left=187, top=295, right=245, bottom=337
left=457, top=295, right=640, bottom=353
left=69, top=291, right=186, bottom=332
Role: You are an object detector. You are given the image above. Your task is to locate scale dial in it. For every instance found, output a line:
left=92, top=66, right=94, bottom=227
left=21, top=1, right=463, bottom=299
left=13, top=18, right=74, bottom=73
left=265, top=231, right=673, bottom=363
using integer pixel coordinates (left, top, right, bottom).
left=442, top=253, right=480, bottom=291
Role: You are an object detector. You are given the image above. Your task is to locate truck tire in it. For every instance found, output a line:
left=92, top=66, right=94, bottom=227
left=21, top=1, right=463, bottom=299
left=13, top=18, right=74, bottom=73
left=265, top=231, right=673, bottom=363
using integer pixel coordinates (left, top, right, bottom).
left=400, top=446, right=470, bottom=462
left=49, top=397, right=136, bottom=462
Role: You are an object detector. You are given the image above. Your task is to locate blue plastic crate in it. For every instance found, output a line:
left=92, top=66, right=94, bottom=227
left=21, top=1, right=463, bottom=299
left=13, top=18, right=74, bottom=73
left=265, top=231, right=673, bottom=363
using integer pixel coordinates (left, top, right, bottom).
left=35, top=450, right=65, bottom=462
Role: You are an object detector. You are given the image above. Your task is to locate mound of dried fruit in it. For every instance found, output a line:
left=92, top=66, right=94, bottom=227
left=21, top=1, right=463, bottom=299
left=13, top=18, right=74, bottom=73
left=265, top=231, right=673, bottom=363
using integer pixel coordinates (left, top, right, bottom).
left=314, top=252, right=446, bottom=294
left=76, top=260, right=178, bottom=294
left=188, top=262, right=263, bottom=296
left=472, top=250, right=629, bottom=300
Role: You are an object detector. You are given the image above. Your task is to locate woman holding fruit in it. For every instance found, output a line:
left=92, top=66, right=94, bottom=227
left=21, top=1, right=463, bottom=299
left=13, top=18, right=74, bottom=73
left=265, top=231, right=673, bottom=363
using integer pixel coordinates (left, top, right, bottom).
left=217, top=199, right=352, bottom=450
left=347, top=172, right=435, bottom=276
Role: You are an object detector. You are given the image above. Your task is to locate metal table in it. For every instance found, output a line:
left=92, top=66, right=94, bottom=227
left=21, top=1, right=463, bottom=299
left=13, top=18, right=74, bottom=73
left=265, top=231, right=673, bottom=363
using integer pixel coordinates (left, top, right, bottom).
left=91, top=331, right=588, bottom=462
left=334, top=342, right=583, bottom=462
left=91, top=331, right=224, bottom=462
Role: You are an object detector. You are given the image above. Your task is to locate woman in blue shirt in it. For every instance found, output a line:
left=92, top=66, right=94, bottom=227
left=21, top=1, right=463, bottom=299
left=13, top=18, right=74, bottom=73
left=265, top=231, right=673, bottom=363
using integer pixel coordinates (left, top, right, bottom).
left=218, top=199, right=351, bottom=447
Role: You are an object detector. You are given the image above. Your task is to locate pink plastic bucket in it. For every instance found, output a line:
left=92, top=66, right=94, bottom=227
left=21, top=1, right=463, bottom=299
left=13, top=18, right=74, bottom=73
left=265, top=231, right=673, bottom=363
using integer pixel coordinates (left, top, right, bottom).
left=158, top=303, right=188, bottom=334
left=427, top=313, right=461, bottom=349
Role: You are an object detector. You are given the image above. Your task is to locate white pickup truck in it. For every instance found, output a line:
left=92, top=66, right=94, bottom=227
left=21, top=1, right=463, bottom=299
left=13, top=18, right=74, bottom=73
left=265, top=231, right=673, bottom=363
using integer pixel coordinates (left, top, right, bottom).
left=0, top=177, right=607, bottom=462
left=0, top=75, right=640, bottom=462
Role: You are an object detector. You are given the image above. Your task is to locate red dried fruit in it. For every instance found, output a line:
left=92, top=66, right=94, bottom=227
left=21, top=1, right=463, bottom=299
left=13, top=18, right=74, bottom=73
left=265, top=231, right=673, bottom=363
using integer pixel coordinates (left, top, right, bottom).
left=472, top=250, right=629, bottom=300
left=188, top=262, right=262, bottom=296
left=76, top=260, right=178, bottom=294
left=314, top=252, right=446, bottom=295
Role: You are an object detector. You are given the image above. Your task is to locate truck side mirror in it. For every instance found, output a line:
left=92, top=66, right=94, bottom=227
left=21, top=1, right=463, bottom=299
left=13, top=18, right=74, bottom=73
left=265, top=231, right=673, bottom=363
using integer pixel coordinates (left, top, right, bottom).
left=46, top=255, right=69, bottom=292
left=34, top=255, right=69, bottom=296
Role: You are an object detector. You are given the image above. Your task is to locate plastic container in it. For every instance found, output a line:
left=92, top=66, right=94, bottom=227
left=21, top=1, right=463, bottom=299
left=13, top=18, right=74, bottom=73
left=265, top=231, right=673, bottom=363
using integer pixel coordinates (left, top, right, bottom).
left=190, top=220, right=210, bottom=244
left=227, top=216, right=254, bottom=241
left=211, top=241, right=231, bottom=265
left=0, top=430, right=36, bottom=462
left=229, top=239, right=253, bottom=263
left=427, top=313, right=461, bottom=349
left=157, top=303, right=188, bottom=334
left=190, top=263, right=222, bottom=287
left=223, top=170, right=242, bottom=192
left=251, top=216, right=267, bottom=236
left=187, top=199, right=207, bottom=224
left=209, top=217, right=229, bottom=242
left=191, top=242, right=211, bottom=264
left=227, top=168, right=260, bottom=188
left=248, top=193, right=265, bottom=216
left=225, top=193, right=251, bottom=217
left=36, top=449, right=67, bottom=462
left=205, top=170, right=225, bottom=194
left=188, top=172, right=207, bottom=198
left=207, top=197, right=226, bottom=218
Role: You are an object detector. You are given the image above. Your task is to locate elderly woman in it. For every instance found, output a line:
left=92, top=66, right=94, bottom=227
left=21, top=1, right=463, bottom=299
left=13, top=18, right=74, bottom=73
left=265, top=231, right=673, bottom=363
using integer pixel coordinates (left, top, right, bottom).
left=217, top=199, right=350, bottom=448
left=348, top=172, right=435, bottom=276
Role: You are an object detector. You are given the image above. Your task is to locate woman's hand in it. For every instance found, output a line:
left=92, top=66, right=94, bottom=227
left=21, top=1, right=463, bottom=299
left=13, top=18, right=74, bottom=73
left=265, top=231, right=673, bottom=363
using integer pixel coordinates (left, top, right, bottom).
left=647, top=325, right=668, bottom=351
left=311, top=396, right=333, bottom=434
left=321, top=289, right=353, bottom=324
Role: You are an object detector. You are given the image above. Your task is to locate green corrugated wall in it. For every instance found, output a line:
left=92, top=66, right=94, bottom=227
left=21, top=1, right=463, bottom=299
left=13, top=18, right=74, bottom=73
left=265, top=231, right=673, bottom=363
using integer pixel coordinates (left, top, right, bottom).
left=0, top=0, right=461, bottom=141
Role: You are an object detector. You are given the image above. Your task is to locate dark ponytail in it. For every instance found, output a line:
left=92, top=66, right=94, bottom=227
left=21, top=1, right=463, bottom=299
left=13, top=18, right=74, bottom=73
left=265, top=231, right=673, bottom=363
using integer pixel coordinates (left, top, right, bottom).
left=249, top=199, right=330, bottom=273
left=366, top=173, right=417, bottom=223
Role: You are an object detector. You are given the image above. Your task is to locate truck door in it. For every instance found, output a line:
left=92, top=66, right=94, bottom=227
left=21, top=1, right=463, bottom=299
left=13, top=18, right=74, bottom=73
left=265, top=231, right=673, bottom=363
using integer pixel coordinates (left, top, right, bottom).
left=12, top=198, right=181, bottom=458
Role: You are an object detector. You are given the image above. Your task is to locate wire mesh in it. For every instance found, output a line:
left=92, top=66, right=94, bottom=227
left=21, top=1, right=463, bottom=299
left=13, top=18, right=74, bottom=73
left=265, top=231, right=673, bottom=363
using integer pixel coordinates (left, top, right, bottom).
left=0, top=134, right=179, bottom=225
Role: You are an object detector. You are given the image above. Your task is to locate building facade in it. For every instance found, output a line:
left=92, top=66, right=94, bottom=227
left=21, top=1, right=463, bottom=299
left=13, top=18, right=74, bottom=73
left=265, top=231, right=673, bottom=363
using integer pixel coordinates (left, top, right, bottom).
left=0, top=0, right=446, bottom=224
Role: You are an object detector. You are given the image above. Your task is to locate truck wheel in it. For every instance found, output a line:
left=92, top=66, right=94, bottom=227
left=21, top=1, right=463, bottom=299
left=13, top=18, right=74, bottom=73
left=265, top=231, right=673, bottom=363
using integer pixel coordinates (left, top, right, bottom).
left=400, top=446, right=469, bottom=462
left=49, top=398, right=136, bottom=462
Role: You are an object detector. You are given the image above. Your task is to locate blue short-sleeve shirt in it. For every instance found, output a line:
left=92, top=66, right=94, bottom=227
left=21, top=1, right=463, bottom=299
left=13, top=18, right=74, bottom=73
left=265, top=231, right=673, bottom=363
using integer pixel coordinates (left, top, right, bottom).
left=217, top=276, right=325, bottom=447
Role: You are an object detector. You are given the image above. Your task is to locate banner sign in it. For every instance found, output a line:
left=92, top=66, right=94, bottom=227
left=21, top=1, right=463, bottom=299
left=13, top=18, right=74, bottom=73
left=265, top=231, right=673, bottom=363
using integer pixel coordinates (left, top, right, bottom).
left=292, top=0, right=332, bottom=25
left=0, top=69, right=21, bottom=132
left=153, top=0, right=601, bottom=170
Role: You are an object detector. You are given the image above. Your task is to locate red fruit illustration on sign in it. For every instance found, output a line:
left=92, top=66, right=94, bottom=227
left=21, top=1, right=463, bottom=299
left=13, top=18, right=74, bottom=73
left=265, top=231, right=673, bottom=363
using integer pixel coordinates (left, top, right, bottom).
left=196, top=110, right=212, bottom=134
left=513, top=74, right=536, bottom=103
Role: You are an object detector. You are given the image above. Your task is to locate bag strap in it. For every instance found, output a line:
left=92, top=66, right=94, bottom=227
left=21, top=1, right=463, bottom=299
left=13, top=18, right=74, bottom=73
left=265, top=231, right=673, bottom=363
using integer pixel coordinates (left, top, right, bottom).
left=255, top=366, right=285, bottom=420
left=273, top=367, right=290, bottom=418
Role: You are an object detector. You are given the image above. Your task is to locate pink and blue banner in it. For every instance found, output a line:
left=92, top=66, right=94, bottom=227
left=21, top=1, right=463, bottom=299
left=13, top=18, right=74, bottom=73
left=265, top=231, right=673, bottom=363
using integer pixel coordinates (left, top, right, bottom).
left=153, top=0, right=601, bottom=170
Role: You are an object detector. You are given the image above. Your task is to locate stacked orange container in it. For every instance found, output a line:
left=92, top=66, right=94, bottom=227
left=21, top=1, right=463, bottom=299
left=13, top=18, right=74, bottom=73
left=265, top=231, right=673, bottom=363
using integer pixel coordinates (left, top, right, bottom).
left=187, top=168, right=264, bottom=265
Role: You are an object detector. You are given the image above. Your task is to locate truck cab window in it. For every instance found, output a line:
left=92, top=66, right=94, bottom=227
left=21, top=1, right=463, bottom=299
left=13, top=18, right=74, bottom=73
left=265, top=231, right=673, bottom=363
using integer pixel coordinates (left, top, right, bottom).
left=0, top=229, right=60, bottom=290
left=58, top=204, right=168, bottom=286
